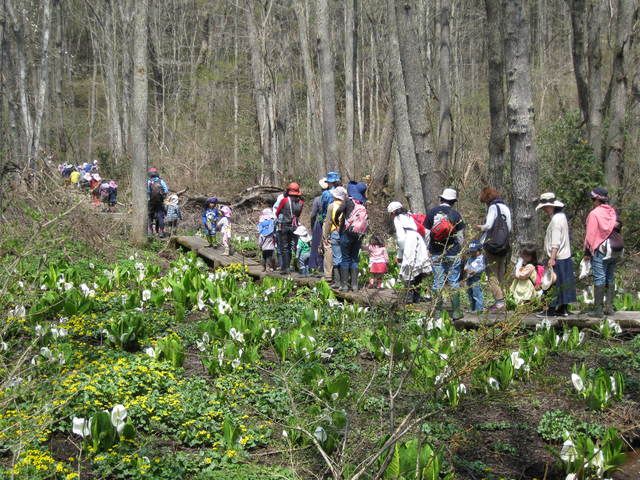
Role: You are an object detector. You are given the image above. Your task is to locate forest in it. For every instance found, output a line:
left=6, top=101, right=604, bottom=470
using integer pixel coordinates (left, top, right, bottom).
left=1, top=0, right=640, bottom=479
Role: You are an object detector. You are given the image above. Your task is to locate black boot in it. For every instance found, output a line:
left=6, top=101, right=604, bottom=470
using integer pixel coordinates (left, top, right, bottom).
left=585, top=286, right=605, bottom=318
left=451, top=294, right=463, bottom=320
left=339, top=267, right=350, bottom=291
left=350, top=266, right=359, bottom=292
left=330, top=266, right=340, bottom=287
left=604, top=284, right=616, bottom=315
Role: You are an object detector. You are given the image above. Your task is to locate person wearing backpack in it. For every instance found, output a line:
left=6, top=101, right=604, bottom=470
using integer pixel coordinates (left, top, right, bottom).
left=273, top=182, right=304, bottom=275
left=336, top=182, right=369, bottom=291
left=424, top=188, right=466, bottom=319
left=388, top=201, right=432, bottom=303
left=477, top=187, right=512, bottom=313
left=257, top=208, right=278, bottom=271
left=147, top=168, right=169, bottom=237
left=202, top=197, right=220, bottom=246
left=309, top=178, right=329, bottom=276
left=583, top=187, right=622, bottom=317
left=164, top=193, right=182, bottom=236
left=536, top=192, right=577, bottom=317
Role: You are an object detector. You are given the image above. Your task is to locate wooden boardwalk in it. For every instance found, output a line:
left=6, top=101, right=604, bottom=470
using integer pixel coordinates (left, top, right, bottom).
left=172, top=235, right=640, bottom=329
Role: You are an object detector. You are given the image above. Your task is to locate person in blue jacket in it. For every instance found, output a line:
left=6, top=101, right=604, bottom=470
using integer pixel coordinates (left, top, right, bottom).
left=202, top=197, right=221, bottom=247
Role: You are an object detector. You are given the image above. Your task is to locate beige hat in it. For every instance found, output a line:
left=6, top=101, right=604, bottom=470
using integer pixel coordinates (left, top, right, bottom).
left=319, top=178, right=329, bottom=190
left=332, top=186, right=348, bottom=201
left=440, top=188, right=457, bottom=202
left=387, top=201, right=403, bottom=213
left=536, top=192, right=564, bottom=210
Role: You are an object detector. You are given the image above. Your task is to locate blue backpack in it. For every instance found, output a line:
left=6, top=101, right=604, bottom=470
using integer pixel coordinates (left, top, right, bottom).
left=258, top=219, right=275, bottom=237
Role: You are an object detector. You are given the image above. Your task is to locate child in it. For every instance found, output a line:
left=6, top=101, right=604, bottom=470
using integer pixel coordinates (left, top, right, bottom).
left=164, top=194, right=182, bottom=236
left=98, top=181, right=112, bottom=212
left=257, top=208, right=277, bottom=272
left=108, top=181, right=118, bottom=212
left=294, top=225, right=312, bottom=276
left=465, top=240, right=485, bottom=313
left=218, top=205, right=232, bottom=255
left=90, top=173, right=102, bottom=206
left=510, top=245, right=545, bottom=304
left=365, top=235, right=389, bottom=289
left=202, top=197, right=220, bottom=247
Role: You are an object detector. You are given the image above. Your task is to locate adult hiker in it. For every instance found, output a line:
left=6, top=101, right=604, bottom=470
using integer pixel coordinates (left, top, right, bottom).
left=424, top=188, right=465, bottom=319
left=477, top=187, right=512, bottom=313
left=388, top=201, right=431, bottom=303
left=583, top=187, right=623, bottom=317
left=320, top=173, right=342, bottom=281
left=309, top=178, right=329, bottom=276
left=337, top=181, right=369, bottom=291
left=323, top=186, right=347, bottom=288
left=536, top=192, right=577, bottom=317
left=147, top=167, right=169, bottom=237
left=273, top=182, right=304, bottom=275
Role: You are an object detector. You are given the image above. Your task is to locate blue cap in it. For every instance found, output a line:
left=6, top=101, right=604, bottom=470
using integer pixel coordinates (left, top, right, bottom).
left=326, top=171, right=341, bottom=183
left=469, top=241, right=483, bottom=252
left=206, top=197, right=218, bottom=204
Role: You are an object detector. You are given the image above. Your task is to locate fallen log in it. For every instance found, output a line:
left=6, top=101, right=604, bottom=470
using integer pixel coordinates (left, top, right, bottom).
left=184, top=185, right=284, bottom=210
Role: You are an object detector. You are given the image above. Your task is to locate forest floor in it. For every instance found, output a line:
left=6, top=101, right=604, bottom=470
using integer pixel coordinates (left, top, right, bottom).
left=1, top=182, right=639, bottom=480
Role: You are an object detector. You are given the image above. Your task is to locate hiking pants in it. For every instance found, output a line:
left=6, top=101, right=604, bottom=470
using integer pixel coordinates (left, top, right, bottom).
left=149, top=206, right=165, bottom=232
left=485, top=251, right=507, bottom=302
left=277, top=229, right=296, bottom=272
left=339, top=232, right=362, bottom=269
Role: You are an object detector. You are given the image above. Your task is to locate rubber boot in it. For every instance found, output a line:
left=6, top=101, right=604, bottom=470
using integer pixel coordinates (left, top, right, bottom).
left=451, top=294, right=463, bottom=320
left=269, top=256, right=277, bottom=271
left=330, top=266, right=340, bottom=287
left=604, top=284, right=615, bottom=316
left=339, top=267, right=350, bottom=291
left=350, top=266, right=359, bottom=292
left=586, top=286, right=605, bottom=318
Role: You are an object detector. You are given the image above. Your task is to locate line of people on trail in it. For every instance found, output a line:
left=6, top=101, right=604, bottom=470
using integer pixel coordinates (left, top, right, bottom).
left=58, top=161, right=118, bottom=212
left=147, top=168, right=183, bottom=238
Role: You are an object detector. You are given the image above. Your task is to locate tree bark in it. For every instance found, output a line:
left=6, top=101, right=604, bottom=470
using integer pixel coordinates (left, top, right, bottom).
left=396, top=0, right=440, bottom=210
left=387, top=0, right=426, bottom=212
left=130, top=0, right=149, bottom=246
left=316, top=0, right=340, bottom=173
left=586, top=0, right=605, bottom=160
left=344, top=0, right=357, bottom=180
left=293, top=0, right=325, bottom=177
left=604, top=0, right=637, bottom=198
left=484, top=0, right=507, bottom=192
left=437, top=0, right=453, bottom=175
left=566, top=0, right=590, bottom=125
left=504, top=0, right=539, bottom=248
left=31, top=0, right=53, bottom=164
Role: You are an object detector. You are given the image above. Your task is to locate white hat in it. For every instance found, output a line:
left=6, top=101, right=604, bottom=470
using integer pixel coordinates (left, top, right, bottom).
left=319, top=178, right=329, bottom=190
left=387, top=201, right=403, bottom=213
left=535, top=192, right=564, bottom=210
left=332, top=186, right=348, bottom=201
left=440, top=188, right=457, bottom=201
left=294, top=225, right=311, bottom=242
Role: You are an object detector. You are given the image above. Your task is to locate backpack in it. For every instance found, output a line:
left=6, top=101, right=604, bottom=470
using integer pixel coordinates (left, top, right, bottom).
left=533, top=265, right=545, bottom=288
left=431, top=212, right=455, bottom=242
left=411, top=213, right=427, bottom=237
left=608, top=229, right=624, bottom=252
left=484, top=203, right=510, bottom=256
left=345, top=201, right=369, bottom=237
left=149, top=180, right=165, bottom=207
left=258, top=219, right=275, bottom=237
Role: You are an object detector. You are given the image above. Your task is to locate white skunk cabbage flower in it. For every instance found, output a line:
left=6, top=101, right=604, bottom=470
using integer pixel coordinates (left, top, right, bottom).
left=488, top=378, right=500, bottom=390
left=229, top=328, right=244, bottom=343
left=145, top=347, right=158, bottom=359
left=571, top=374, right=585, bottom=392
left=72, top=417, right=92, bottom=438
left=314, top=426, right=327, bottom=442
left=110, top=405, right=128, bottom=433
left=231, top=358, right=241, bottom=369
left=511, top=351, right=526, bottom=370
left=142, top=290, right=151, bottom=302
left=196, top=290, right=206, bottom=311
left=560, top=438, right=577, bottom=462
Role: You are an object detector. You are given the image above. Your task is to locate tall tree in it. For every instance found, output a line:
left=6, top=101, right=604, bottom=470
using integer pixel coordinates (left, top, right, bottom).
left=344, top=0, right=357, bottom=179
left=317, top=0, right=340, bottom=172
left=387, top=0, right=426, bottom=211
left=484, top=0, right=507, bottom=192
left=586, top=0, right=605, bottom=160
left=130, top=0, right=149, bottom=246
left=504, top=0, right=538, bottom=247
left=437, top=0, right=453, bottom=177
left=604, top=0, right=637, bottom=197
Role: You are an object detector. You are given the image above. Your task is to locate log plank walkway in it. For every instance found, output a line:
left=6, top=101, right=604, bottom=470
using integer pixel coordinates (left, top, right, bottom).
left=172, top=235, right=640, bottom=329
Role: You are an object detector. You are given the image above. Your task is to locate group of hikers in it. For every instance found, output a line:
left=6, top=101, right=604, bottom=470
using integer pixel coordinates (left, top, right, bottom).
left=251, top=171, right=623, bottom=321
left=58, top=161, right=118, bottom=212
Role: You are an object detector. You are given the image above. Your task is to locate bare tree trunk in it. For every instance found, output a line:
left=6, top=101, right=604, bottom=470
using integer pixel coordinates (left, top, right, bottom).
left=484, top=0, right=507, bottom=192
left=103, top=2, right=124, bottom=160
left=604, top=0, right=637, bottom=198
left=437, top=0, right=453, bottom=176
left=53, top=0, right=66, bottom=154
left=586, top=0, right=605, bottom=160
left=504, top=0, right=539, bottom=248
left=387, top=0, right=426, bottom=212
left=130, top=0, right=149, bottom=246
left=566, top=0, right=590, bottom=125
left=371, top=107, right=394, bottom=191
left=294, top=0, right=325, bottom=177
left=396, top=0, right=440, bottom=209
left=316, top=0, right=340, bottom=172
left=344, top=0, right=357, bottom=179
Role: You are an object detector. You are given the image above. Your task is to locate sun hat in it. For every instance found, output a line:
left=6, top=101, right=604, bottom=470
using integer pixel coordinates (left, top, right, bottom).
left=535, top=192, right=564, bottom=210
left=167, top=194, right=179, bottom=205
left=286, top=182, right=302, bottom=196
left=469, top=240, right=483, bottom=252
left=439, top=188, right=458, bottom=202
left=332, top=186, right=348, bottom=201
left=294, top=225, right=312, bottom=242
left=326, top=171, right=341, bottom=183
left=259, top=207, right=274, bottom=222
left=589, top=187, right=609, bottom=202
left=319, top=178, right=329, bottom=190
left=220, top=205, right=232, bottom=217
left=387, top=201, right=403, bottom=213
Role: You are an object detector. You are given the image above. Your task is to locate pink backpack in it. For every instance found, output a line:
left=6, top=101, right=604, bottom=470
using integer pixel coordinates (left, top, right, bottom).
left=533, top=265, right=545, bottom=288
left=345, top=201, right=369, bottom=237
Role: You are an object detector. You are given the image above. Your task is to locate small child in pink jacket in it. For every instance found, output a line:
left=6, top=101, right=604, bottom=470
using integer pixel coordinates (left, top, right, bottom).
left=366, top=235, right=389, bottom=289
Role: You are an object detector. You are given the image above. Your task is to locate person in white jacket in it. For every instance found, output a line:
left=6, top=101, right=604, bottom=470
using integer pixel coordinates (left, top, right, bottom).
left=388, top=201, right=431, bottom=303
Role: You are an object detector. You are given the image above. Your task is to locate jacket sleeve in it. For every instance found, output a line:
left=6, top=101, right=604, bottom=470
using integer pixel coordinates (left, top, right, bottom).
left=479, top=204, right=497, bottom=231
left=322, top=204, right=332, bottom=238
left=394, top=217, right=407, bottom=260
left=161, top=179, right=168, bottom=193
left=310, top=198, right=320, bottom=226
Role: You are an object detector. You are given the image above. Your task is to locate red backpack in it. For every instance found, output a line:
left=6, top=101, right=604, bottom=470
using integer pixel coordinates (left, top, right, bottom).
left=345, top=201, right=369, bottom=237
left=411, top=213, right=427, bottom=237
left=431, top=213, right=455, bottom=242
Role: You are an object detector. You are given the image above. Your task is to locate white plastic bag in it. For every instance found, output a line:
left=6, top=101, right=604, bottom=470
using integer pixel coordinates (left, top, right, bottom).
left=578, top=257, right=591, bottom=280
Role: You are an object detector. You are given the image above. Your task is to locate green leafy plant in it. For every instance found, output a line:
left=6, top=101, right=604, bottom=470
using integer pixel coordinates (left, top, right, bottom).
left=537, top=410, right=605, bottom=443
left=103, top=312, right=146, bottom=351
left=156, top=334, right=186, bottom=368
left=571, top=364, right=624, bottom=411
left=558, top=428, right=626, bottom=479
left=377, top=437, right=453, bottom=480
